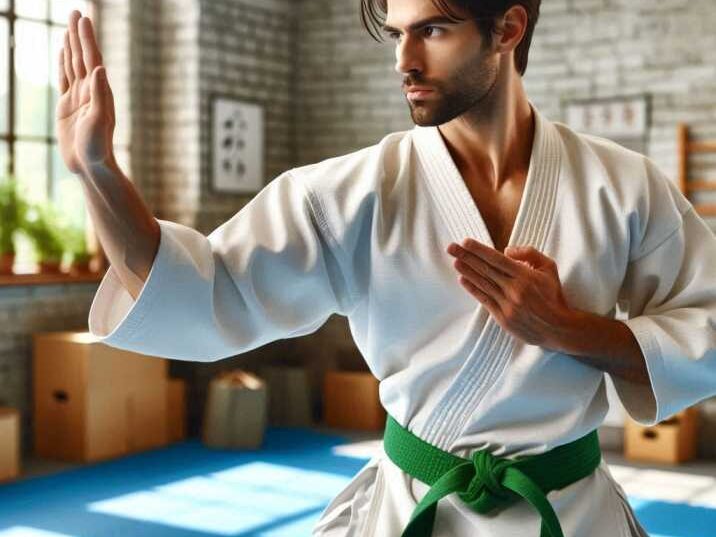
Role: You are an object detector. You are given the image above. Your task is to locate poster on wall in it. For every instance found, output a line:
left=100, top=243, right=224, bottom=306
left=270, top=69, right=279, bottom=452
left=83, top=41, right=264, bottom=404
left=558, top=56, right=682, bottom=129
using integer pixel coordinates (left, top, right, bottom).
left=211, top=96, right=264, bottom=194
left=563, top=94, right=651, bottom=155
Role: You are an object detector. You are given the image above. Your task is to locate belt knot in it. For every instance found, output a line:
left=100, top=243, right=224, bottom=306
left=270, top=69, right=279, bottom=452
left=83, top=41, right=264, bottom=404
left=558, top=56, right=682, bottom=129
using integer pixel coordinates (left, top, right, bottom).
left=457, top=450, right=518, bottom=511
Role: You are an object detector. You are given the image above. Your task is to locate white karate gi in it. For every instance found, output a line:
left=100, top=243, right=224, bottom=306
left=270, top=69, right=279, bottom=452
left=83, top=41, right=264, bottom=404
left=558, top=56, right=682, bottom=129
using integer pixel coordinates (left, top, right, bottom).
left=88, top=101, right=716, bottom=537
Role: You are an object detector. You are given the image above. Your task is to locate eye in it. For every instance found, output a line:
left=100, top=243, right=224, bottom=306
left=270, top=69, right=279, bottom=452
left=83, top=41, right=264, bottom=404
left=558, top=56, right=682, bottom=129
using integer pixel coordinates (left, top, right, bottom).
left=387, top=31, right=401, bottom=41
left=423, top=26, right=444, bottom=37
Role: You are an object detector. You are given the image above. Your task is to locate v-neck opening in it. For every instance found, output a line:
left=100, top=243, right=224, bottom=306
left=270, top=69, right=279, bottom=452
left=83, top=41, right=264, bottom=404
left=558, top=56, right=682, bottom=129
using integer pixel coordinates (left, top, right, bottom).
left=411, top=101, right=559, bottom=256
left=431, top=102, right=541, bottom=251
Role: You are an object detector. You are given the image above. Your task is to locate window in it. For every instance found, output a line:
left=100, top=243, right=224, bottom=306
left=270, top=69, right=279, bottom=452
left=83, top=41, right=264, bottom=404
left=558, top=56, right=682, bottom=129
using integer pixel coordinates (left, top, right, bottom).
left=0, top=0, right=97, bottom=274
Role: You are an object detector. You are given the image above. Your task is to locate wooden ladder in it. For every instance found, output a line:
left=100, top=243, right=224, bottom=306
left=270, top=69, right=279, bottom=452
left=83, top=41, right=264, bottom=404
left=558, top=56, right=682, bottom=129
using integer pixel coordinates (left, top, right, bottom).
left=677, top=123, right=716, bottom=217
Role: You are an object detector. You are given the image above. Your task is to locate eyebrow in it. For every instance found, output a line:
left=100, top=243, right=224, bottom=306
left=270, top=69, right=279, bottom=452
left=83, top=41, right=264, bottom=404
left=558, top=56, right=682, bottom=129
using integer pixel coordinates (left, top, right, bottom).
left=381, top=15, right=461, bottom=33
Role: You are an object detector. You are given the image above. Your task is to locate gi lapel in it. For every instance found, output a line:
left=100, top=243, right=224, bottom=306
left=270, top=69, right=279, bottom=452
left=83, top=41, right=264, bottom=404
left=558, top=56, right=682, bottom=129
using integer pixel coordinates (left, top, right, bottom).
left=410, top=102, right=562, bottom=450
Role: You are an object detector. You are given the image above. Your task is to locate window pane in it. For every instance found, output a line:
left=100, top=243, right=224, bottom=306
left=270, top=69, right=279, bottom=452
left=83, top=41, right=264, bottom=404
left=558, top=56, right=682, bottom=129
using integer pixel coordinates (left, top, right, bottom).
left=0, top=18, right=6, bottom=134
left=0, top=17, right=10, bottom=134
left=51, top=0, right=90, bottom=24
left=15, top=141, right=49, bottom=205
left=0, top=1, right=8, bottom=12
left=15, top=20, right=50, bottom=137
left=50, top=26, right=63, bottom=139
left=51, top=143, right=85, bottom=230
left=16, top=0, right=48, bottom=19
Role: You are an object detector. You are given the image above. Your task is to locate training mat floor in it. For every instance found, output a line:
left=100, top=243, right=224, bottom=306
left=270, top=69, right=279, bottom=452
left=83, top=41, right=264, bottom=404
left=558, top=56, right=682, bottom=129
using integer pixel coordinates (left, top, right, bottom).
left=0, top=427, right=713, bottom=537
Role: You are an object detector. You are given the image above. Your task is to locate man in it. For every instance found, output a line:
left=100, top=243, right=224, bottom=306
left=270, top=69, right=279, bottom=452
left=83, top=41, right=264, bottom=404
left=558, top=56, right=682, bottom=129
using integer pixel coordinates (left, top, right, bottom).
left=57, top=0, right=716, bottom=535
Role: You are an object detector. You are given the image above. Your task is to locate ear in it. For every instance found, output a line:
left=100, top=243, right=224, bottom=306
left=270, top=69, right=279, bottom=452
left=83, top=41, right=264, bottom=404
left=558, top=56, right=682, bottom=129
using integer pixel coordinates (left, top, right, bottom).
left=493, top=4, right=528, bottom=54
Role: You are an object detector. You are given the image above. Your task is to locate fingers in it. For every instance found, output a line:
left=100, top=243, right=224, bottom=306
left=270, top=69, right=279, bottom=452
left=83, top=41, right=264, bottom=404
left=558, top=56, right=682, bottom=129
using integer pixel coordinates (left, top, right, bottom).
left=79, top=16, right=102, bottom=73
left=63, top=32, right=74, bottom=86
left=58, top=47, right=69, bottom=94
left=89, top=66, right=105, bottom=107
left=90, top=66, right=115, bottom=124
left=68, top=10, right=86, bottom=79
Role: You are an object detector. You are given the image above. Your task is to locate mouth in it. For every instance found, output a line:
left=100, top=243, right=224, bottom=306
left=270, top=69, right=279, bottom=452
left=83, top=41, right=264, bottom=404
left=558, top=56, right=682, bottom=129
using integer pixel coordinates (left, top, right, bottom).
left=405, top=88, right=434, bottom=100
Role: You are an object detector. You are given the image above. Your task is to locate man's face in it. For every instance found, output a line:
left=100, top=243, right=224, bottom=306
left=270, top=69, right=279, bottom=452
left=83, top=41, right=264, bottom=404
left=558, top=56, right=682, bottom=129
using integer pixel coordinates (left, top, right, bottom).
left=383, top=0, right=499, bottom=126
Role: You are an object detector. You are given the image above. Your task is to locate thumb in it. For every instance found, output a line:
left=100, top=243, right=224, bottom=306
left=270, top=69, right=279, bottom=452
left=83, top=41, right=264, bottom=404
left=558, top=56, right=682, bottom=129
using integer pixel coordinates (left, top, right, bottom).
left=504, top=245, right=534, bottom=258
left=505, top=245, right=544, bottom=269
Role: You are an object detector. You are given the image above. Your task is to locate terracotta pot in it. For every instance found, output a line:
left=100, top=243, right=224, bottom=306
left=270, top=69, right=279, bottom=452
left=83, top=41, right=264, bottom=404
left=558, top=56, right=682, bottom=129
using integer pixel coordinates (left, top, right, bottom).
left=0, top=252, right=14, bottom=275
left=38, top=260, right=62, bottom=274
left=69, top=260, right=92, bottom=274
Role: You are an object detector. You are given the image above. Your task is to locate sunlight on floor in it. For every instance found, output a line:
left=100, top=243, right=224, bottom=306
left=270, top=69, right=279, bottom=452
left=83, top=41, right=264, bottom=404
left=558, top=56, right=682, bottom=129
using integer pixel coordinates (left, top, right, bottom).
left=609, top=464, right=716, bottom=506
left=86, top=461, right=352, bottom=535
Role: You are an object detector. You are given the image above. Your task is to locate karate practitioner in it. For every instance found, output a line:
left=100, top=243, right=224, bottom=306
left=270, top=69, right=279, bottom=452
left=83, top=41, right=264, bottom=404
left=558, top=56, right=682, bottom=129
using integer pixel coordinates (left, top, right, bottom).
left=56, top=1, right=716, bottom=535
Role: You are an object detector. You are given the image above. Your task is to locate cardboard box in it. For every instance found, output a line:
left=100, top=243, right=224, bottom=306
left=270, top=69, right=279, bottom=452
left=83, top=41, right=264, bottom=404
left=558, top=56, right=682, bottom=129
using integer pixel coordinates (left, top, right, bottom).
left=0, top=408, right=20, bottom=482
left=33, top=331, right=169, bottom=462
left=624, top=407, right=699, bottom=464
left=203, top=370, right=267, bottom=449
left=323, top=370, right=386, bottom=431
left=260, top=365, right=313, bottom=426
left=167, top=378, right=187, bottom=443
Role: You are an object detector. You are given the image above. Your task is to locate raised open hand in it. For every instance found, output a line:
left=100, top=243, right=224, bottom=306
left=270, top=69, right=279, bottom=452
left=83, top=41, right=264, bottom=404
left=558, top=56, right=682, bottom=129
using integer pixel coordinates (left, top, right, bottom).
left=56, top=10, right=116, bottom=174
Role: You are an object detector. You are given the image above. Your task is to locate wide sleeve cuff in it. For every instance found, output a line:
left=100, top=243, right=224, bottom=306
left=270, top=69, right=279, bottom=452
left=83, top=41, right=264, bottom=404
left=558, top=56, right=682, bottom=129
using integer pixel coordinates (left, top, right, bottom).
left=611, top=316, right=665, bottom=426
left=88, top=218, right=181, bottom=356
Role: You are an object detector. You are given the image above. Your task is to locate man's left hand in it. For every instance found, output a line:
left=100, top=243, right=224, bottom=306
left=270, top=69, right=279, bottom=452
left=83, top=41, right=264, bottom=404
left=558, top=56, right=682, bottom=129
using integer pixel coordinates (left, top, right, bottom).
left=446, top=238, right=575, bottom=351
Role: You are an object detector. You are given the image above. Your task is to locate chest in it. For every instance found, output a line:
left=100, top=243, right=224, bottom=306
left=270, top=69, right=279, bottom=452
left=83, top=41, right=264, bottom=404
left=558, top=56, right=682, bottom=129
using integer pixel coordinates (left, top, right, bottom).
left=463, top=178, right=526, bottom=253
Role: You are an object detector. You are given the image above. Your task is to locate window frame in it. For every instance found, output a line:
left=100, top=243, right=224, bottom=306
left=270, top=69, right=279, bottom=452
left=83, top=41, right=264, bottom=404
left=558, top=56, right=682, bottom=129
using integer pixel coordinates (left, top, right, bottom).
left=0, top=0, right=105, bottom=286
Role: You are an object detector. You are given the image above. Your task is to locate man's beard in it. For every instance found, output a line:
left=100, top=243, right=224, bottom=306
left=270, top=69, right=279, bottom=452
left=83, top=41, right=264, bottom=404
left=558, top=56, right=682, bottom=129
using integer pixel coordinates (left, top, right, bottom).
left=406, top=54, right=499, bottom=127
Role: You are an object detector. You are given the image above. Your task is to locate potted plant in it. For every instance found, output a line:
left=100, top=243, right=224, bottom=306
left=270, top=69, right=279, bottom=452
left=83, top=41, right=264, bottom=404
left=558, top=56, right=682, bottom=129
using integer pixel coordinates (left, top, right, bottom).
left=65, top=224, right=93, bottom=274
left=21, top=202, right=66, bottom=274
left=0, top=178, right=29, bottom=275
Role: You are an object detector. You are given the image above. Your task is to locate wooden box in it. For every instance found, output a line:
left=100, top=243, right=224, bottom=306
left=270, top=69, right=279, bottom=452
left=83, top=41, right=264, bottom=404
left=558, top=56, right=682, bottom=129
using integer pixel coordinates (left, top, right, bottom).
left=624, top=407, right=699, bottom=464
left=323, top=370, right=386, bottom=431
left=0, top=407, right=20, bottom=482
left=33, top=331, right=169, bottom=462
left=167, top=378, right=187, bottom=443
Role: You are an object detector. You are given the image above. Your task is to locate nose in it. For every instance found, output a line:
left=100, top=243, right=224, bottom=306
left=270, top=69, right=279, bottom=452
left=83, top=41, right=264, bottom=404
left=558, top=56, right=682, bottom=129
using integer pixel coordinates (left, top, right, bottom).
left=394, top=35, right=424, bottom=76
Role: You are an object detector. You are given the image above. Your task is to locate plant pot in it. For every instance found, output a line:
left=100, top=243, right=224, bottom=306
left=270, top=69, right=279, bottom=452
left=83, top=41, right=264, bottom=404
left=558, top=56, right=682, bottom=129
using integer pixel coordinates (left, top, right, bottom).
left=38, top=260, right=62, bottom=274
left=69, top=260, right=92, bottom=274
left=0, top=252, right=14, bottom=275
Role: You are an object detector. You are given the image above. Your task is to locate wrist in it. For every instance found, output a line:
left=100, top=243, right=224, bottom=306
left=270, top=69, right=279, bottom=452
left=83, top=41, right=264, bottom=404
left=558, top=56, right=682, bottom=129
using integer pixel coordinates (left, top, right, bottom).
left=548, top=307, right=592, bottom=356
left=79, top=154, right=122, bottom=181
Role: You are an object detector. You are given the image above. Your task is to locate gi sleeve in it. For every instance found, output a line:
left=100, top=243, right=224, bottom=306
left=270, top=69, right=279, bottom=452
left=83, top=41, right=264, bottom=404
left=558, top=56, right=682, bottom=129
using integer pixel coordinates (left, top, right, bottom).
left=612, top=201, right=716, bottom=426
left=87, top=171, right=358, bottom=362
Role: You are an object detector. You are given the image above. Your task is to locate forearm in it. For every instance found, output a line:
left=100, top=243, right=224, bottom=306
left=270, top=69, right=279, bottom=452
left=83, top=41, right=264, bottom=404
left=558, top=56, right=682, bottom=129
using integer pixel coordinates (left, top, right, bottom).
left=555, top=309, right=650, bottom=385
left=78, top=156, right=160, bottom=301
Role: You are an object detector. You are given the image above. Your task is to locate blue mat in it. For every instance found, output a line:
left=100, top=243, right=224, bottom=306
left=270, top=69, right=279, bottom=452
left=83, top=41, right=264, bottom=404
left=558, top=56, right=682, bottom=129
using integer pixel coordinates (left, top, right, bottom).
left=0, top=428, right=710, bottom=536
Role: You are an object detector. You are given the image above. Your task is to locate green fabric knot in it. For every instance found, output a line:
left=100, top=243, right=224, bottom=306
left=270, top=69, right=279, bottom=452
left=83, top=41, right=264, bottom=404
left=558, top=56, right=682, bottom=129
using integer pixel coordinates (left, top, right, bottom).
left=383, top=414, right=602, bottom=537
left=457, top=450, right=519, bottom=512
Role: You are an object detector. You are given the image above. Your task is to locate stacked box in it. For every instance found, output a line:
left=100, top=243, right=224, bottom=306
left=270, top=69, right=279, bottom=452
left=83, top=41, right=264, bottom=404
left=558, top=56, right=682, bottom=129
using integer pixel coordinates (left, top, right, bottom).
left=167, top=378, right=187, bottom=442
left=624, top=407, right=699, bottom=464
left=323, top=370, right=386, bottom=431
left=0, top=407, right=20, bottom=482
left=33, top=331, right=169, bottom=462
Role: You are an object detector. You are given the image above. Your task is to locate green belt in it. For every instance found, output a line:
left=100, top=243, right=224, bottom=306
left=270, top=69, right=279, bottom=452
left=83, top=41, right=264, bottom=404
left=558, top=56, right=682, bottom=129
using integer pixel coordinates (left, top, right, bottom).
left=383, top=414, right=601, bottom=537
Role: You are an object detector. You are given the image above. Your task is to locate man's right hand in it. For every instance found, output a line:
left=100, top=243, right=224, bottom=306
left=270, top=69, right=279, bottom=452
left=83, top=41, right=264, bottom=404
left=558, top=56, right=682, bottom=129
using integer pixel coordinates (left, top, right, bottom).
left=56, top=10, right=116, bottom=175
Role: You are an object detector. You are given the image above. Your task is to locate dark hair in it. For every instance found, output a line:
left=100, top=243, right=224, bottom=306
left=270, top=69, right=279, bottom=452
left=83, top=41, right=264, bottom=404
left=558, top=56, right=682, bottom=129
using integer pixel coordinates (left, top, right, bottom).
left=360, top=0, right=541, bottom=76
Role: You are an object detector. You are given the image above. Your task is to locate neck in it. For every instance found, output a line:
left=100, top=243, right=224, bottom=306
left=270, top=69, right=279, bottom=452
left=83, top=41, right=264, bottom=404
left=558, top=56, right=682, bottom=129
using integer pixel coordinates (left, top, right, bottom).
left=437, top=72, right=535, bottom=192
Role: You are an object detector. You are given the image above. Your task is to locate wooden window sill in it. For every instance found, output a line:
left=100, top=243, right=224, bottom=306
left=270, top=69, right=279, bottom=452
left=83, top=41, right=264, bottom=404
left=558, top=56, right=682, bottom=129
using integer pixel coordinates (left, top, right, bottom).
left=0, top=269, right=107, bottom=287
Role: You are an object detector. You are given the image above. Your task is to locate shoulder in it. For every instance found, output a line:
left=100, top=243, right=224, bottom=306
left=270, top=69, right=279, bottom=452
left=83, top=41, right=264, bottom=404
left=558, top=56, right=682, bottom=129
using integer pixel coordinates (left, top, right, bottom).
left=551, top=120, right=692, bottom=258
left=289, top=129, right=413, bottom=194
left=282, top=129, right=413, bottom=242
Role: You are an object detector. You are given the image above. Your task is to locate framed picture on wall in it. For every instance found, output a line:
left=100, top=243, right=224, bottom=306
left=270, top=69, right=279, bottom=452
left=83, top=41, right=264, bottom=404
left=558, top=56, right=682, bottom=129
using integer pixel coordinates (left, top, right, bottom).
left=561, top=94, right=651, bottom=155
left=210, top=95, right=265, bottom=194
